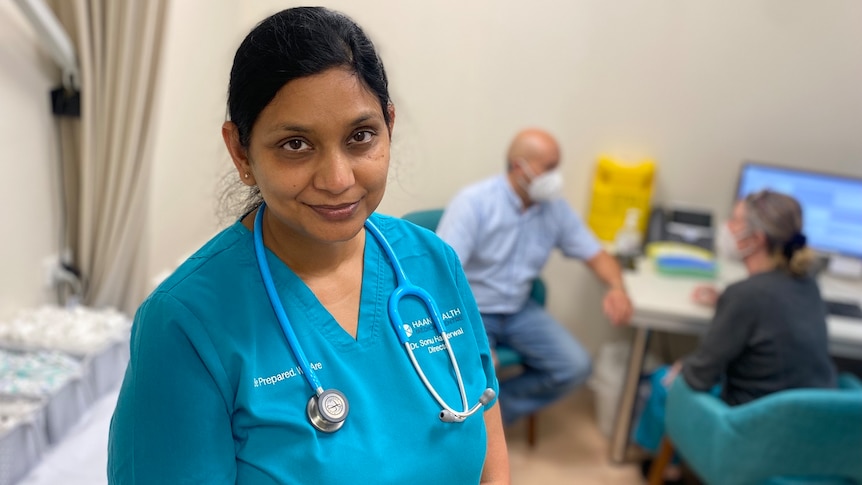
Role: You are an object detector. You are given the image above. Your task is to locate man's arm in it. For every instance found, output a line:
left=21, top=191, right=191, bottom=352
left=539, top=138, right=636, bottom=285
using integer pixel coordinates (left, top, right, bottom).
left=552, top=202, right=632, bottom=326
left=586, top=250, right=633, bottom=325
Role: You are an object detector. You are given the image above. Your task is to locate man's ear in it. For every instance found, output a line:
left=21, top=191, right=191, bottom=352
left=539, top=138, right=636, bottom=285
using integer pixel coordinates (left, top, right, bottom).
left=222, top=121, right=255, bottom=185
left=510, top=157, right=528, bottom=175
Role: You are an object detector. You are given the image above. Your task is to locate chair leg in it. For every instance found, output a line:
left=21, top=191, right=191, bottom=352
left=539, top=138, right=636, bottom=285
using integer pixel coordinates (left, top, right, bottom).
left=526, top=414, right=537, bottom=448
left=648, top=436, right=675, bottom=485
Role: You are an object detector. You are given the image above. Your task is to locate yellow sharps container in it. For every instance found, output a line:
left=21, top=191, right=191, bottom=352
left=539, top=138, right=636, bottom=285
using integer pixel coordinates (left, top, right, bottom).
left=586, top=157, right=656, bottom=243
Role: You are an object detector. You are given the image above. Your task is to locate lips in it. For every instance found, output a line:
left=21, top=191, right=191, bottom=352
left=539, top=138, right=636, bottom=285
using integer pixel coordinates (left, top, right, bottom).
left=308, top=201, right=360, bottom=221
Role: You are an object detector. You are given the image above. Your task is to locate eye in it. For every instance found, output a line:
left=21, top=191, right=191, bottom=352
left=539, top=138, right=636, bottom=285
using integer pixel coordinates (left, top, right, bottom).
left=281, top=138, right=311, bottom=152
left=349, top=130, right=374, bottom=144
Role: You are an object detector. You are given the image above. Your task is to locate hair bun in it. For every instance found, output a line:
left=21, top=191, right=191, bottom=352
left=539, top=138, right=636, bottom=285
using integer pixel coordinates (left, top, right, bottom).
left=782, top=232, right=807, bottom=260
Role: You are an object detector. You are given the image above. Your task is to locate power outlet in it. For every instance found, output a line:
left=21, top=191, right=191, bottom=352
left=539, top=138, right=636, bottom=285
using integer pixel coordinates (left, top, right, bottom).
left=42, top=254, right=60, bottom=289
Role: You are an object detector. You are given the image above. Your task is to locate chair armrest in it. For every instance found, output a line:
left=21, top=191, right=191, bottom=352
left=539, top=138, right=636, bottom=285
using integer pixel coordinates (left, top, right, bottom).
left=665, top=378, right=730, bottom=482
left=495, top=346, right=523, bottom=368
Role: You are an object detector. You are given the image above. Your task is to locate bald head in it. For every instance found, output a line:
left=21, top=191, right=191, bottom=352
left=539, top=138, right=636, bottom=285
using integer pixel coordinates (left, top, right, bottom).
left=507, top=128, right=560, bottom=173
left=505, top=128, right=563, bottom=207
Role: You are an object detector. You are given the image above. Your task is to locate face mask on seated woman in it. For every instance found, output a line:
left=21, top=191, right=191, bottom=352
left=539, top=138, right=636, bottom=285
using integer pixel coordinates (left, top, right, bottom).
left=715, top=223, right=755, bottom=261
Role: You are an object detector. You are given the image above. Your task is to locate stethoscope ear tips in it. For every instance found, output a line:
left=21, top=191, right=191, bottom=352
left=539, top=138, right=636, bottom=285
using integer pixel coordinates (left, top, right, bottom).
left=479, top=388, right=496, bottom=404
left=307, top=389, right=349, bottom=433
left=438, top=388, right=497, bottom=423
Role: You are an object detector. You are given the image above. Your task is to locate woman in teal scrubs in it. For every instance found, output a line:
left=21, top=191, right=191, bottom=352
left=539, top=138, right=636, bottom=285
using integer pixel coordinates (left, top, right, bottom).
left=107, top=7, right=509, bottom=484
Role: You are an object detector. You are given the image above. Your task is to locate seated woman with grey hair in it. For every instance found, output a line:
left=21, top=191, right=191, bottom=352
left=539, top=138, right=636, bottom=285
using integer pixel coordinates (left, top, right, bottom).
left=635, top=189, right=836, bottom=482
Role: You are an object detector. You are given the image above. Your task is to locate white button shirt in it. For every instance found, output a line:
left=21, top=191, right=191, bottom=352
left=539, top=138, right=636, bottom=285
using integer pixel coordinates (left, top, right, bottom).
left=437, top=174, right=601, bottom=314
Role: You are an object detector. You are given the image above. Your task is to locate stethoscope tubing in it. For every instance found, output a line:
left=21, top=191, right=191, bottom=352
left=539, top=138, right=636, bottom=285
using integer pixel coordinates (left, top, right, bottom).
left=254, top=206, right=324, bottom=395
left=364, top=219, right=472, bottom=414
left=254, top=203, right=480, bottom=419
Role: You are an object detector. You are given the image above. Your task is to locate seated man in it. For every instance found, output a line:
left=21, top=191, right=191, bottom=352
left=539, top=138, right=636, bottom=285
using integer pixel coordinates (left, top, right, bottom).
left=437, top=128, right=633, bottom=426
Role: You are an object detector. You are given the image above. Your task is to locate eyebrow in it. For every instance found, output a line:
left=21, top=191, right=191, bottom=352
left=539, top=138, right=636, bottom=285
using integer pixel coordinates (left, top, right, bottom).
left=272, top=112, right=383, bottom=134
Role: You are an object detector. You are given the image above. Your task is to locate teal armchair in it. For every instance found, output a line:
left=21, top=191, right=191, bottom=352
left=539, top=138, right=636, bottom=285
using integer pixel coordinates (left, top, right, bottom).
left=402, top=208, right=545, bottom=446
left=661, top=374, right=862, bottom=485
left=400, top=209, right=445, bottom=235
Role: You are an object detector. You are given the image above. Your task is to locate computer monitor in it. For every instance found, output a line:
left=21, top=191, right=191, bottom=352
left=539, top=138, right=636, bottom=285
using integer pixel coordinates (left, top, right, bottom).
left=735, top=161, right=862, bottom=259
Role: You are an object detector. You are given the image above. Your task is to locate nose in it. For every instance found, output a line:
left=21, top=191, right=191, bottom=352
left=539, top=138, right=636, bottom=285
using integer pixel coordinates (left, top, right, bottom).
left=313, top=149, right=355, bottom=194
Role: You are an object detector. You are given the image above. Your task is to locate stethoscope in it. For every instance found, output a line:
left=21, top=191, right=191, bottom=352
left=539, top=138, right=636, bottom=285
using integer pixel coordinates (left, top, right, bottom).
left=253, top=204, right=495, bottom=433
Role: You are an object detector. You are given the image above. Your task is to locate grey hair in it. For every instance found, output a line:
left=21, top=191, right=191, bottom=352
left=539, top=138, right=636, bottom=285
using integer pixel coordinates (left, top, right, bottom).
left=743, top=190, right=815, bottom=277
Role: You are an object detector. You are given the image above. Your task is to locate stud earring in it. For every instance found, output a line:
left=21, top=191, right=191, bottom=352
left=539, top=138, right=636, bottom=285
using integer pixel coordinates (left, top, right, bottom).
left=244, top=172, right=250, bottom=179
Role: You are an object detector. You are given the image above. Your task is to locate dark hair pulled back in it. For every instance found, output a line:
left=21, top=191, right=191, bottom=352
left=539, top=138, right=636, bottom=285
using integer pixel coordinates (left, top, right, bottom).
left=227, top=7, right=390, bottom=148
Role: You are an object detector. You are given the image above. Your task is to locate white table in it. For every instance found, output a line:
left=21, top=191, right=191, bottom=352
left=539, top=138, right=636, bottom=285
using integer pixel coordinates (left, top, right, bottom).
left=609, top=259, right=862, bottom=463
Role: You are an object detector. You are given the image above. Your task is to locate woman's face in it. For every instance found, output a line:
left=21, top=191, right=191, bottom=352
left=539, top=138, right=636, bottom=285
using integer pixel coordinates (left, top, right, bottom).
left=728, top=200, right=764, bottom=255
left=728, top=201, right=748, bottom=235
left=229, top=68, right=393, bottom=245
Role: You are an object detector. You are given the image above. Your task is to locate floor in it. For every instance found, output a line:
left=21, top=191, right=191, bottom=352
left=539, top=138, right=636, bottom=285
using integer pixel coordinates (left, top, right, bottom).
left=18, top=387, right=645, bottom=485
left=506, top=389, right=645, bottom=485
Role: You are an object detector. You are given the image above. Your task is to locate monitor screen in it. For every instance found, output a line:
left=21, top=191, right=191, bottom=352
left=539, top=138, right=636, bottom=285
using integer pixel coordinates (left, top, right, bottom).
left=736, top=162, right=862, bottom=258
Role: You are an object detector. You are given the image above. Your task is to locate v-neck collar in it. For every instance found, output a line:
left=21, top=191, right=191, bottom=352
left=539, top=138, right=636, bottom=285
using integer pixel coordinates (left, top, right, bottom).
left=261, top=228, right=384, bottom=352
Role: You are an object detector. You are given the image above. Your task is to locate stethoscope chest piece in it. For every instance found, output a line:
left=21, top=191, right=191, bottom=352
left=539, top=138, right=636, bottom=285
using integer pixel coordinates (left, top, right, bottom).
left=307, top=389, right=349, bottom=433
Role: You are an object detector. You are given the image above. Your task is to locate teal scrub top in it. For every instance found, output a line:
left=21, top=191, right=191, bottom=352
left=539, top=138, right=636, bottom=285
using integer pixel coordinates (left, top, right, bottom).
left=107, top=213, right=498, bottom=484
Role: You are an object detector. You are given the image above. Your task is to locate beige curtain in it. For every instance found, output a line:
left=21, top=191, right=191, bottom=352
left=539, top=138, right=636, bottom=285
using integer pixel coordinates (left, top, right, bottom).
left=50, top=0, right=169, bottom=314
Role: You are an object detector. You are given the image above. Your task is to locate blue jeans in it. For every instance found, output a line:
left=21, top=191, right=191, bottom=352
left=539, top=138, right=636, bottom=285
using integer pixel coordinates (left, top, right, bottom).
left=482, top=300, right=592, bottom=426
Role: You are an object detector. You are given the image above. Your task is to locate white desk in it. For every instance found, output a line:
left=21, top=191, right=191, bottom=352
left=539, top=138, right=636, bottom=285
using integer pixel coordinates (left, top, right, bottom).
left=609, top=260, right=862, bottom=463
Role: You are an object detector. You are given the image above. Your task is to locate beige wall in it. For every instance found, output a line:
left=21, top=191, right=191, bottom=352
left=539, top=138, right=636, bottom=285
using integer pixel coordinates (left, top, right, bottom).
left=0, top=3, right=61, bottom=320
left=4, top=1, right=862, bottom=353
left=144, top=0, right=242, bottom=291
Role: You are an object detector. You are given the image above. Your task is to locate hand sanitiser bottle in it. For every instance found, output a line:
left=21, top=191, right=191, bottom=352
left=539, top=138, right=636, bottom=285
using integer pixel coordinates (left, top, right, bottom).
left=614, top=208, right=642, bottom=270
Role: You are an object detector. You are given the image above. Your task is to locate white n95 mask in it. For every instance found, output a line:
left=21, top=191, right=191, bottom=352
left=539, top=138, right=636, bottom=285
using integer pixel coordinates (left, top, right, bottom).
left=527, top=169, right=564, bottom=202
left=517, top=159, right=564, bottom=203
left=715, top=223, right=753, bottom=261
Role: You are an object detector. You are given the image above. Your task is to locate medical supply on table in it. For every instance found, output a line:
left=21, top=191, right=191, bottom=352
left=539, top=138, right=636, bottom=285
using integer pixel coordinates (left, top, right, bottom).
left=0, top=305, right=130, bottom=355
left=646, top=241, right=717, bottom=279
left=614, top=207, right=644, bottom=270
left=0, top=395, right=48, bottom=485
left=0, top=349, right=81, bottom=397
left=0, top=306, right=132, bottom=400
left=253, top=204, right=494, bottom=433
left=587, top=157, right=655, bottom=242
left=645, top=204, right=715, bottom=251
left=0, top=396, right=43, bottom=434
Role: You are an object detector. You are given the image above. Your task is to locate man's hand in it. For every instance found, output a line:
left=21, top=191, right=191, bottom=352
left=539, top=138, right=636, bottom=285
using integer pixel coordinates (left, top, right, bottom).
left=586, top=251, right=633, bottom=326
left=602, top=287, right=633, bottom=326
